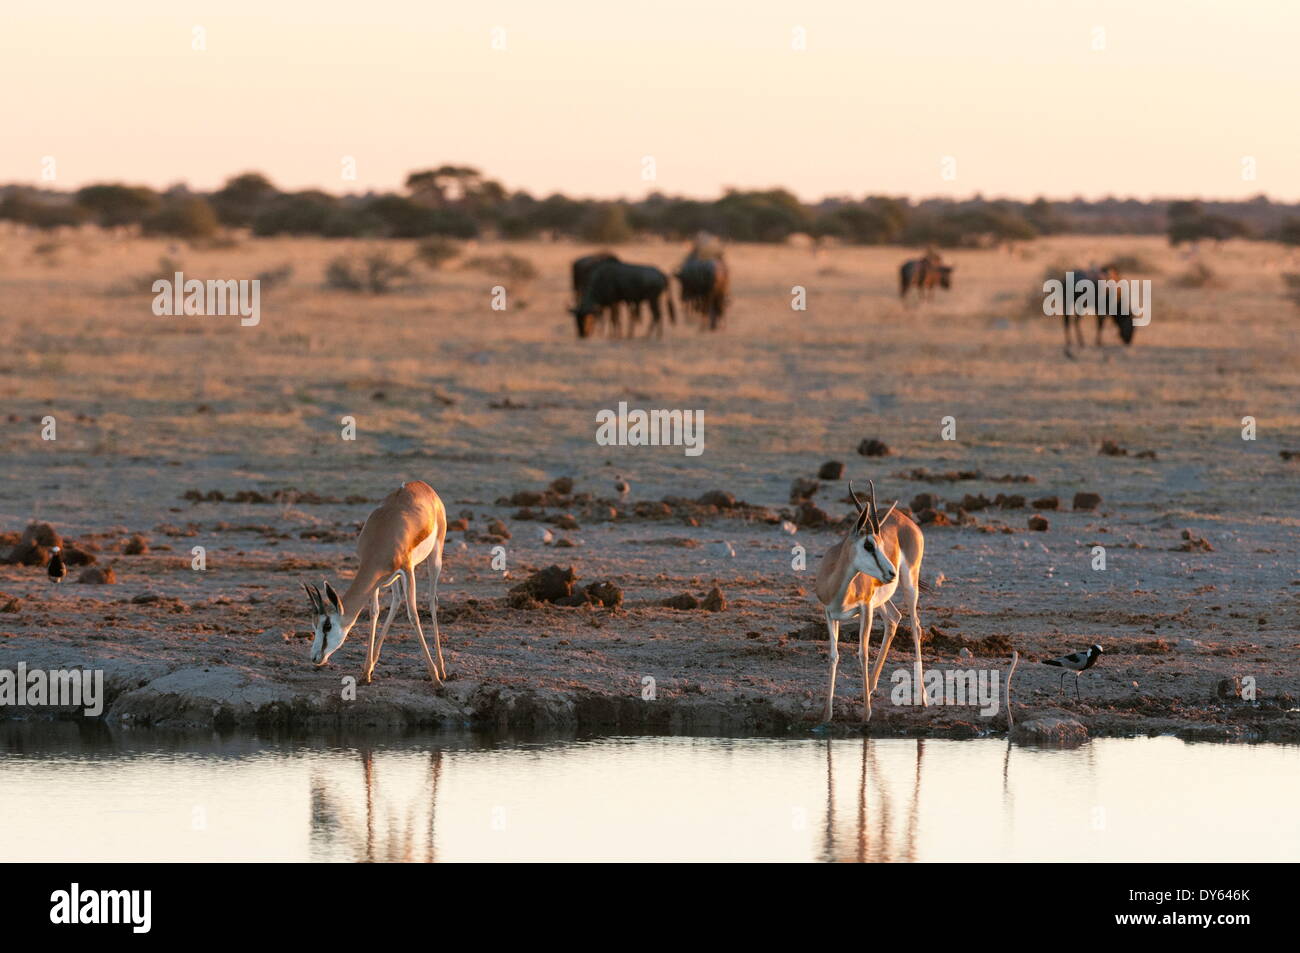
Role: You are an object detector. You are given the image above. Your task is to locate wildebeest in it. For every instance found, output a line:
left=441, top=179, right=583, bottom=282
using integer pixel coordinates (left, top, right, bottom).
left=899, top=254, right=954, bottom=301
left=571, top=252, right=620, bottom=338
left=675, top=254, right=729, bottom=330
left=572, top=261, right=676, bottom=339
left=1057, top=264, right=1135, bottom=359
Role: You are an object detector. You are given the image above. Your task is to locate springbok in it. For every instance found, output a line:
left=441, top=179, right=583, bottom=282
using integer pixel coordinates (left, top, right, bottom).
left=813, top=480, right=926, bottom=722
left=303, top=480, right=448, bottom=684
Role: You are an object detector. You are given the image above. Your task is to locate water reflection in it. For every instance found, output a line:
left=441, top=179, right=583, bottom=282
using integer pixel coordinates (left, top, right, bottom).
left=310, top=748, right=444, bottom=863
left=2, top=724, right=1297, bottom=863
left=820, top=739, right=926, bottom=863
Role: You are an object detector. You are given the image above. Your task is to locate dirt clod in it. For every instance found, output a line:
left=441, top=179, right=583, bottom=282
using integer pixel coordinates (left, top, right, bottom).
left=77, top=566, right=117, bottom=584
left=123, top=534, right=150, bottom=555
left=1072, top=492, right=1102, bottom=511
left=4, top=522, right=61, bottom=566
left=701, top=587, right=727, bottom=612
left=510, top=565, right=576, bottom=603
left=790, top=478, right=820, bottom=503
left=857, top=438, right=891, bottom=457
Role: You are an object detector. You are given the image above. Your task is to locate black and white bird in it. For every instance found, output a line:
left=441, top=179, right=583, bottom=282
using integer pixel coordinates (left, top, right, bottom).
left=47, top=545, right=67, bottom=584
left=1042, top=644, right=1103, bottom=700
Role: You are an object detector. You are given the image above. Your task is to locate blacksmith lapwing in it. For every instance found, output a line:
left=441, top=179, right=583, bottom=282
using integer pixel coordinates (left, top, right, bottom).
left=1042, top=644, right=1103, bottom=701
left=47, top=545, right=67, bottom=585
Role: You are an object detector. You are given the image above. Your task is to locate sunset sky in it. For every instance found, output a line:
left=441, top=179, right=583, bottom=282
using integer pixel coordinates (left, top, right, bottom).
left=3, top=0, right=1296, bottom=201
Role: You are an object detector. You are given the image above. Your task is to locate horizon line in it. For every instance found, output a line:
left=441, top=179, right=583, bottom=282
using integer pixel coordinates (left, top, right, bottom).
left=3, top=175, right=1295, bottom=208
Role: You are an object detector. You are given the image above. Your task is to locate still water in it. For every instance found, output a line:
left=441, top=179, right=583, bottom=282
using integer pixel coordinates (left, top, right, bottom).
left=1, top=725, right=1296, bottom=862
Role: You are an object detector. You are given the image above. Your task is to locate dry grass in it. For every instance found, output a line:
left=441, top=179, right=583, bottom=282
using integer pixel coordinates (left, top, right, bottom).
left=1, top=228, right=1298, bottom=729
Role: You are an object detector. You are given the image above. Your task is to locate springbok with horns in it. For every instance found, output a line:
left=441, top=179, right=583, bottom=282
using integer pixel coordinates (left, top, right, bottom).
left=303, top=480, right=448, bottom=685
left=813, top=480, right=926, bottom=722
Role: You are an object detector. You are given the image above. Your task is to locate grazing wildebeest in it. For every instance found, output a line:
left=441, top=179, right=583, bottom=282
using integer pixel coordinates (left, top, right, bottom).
left=572, top=261, right=676, bottom=338
left=1058, top=264, right=1135, bottom=359
left=675, top=254, right=729, bottom=330
left=571, top=252, right=620, bottom=338
left=899, top=255, right=954, bottom=301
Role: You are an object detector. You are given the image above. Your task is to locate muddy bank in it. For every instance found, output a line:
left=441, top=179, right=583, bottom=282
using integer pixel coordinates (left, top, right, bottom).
left=3, top=633, right=1296, bottom=743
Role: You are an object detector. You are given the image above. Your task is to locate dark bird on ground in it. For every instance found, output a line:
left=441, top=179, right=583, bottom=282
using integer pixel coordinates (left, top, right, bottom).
left=1042, top=644, right=1103, bottom=700
left=47, top=545, right=67, bottom=584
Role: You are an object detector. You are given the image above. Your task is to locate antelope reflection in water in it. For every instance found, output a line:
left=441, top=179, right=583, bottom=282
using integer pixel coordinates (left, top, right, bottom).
left=821, top=738, right=925, bottom=863
left=310, top=747, right=444, bottom=862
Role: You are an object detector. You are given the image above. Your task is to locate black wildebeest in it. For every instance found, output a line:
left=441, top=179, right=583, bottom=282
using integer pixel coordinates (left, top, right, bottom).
left=675, top=254, right=729, bottom=330
left=572, top=261, right=676, bottom=339
left=1057, top=264, right=1135, bottom=359
left=571, top=252, right=621, bottom=338
left=899, top=255, right=954, bottom=301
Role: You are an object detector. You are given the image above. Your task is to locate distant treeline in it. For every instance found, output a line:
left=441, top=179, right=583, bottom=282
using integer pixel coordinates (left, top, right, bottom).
left=4, top=165, right=1300, bottom=247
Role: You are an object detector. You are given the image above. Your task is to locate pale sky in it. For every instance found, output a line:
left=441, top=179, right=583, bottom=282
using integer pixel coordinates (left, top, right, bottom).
left=3, top=0, right=1296, bottom=201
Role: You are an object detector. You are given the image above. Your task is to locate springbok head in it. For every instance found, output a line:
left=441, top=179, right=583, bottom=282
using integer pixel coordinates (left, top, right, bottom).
left=847, top=480, right=899, bottom=585
left=305, top=581, right=349, bottom=666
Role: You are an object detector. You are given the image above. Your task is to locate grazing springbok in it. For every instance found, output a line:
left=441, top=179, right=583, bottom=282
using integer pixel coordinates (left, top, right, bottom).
left=899, top=253, right=953, bottom=301
left=814, top=481, right=926, bottom=722
left=303, top=480, right=448, bottom=684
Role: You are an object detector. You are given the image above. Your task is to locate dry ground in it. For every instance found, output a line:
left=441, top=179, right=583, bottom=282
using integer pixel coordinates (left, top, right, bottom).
left=1, top=230, right=1298, bottom=739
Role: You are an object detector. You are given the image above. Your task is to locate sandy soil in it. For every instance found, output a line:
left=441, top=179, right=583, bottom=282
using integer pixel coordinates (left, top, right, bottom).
left=1, top=231, right=1298, bottom=742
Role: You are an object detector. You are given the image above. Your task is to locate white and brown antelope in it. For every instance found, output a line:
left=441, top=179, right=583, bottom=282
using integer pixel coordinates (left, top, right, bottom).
left=813, top=480, right=926, bottom=722
left=303, top=480, right=448, bottom=685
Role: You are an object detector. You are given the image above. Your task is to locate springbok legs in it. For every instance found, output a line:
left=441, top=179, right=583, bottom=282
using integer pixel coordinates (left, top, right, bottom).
left=364, top=579, right=403, bottom=684
left=825, top=603, right=878, bottom=723
left=868, top=601, right=902, bottom=692
left=401, top=566, right=442, bottom=685
left=426, top=552, right=447, bottom=680
left=823, top=611, right=840, bottom=723
left=859, top=604, right=873, bottom=721
left=868, top=586, right=927, bottom=706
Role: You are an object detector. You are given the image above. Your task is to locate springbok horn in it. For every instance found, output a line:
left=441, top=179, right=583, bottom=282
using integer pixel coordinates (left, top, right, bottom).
left=850, top=484, right=872, bottom=532
left=848, top=480, right=866, bottom=513
left=868, top=480, right=881, bottom=532
left=878, top=500, right=899, bottom=528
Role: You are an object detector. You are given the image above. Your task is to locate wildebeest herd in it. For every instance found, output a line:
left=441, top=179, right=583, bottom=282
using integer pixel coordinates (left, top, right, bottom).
left=567, top=242, right=1139, bottom=357
left=569, top=246, right=732, bottom=339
